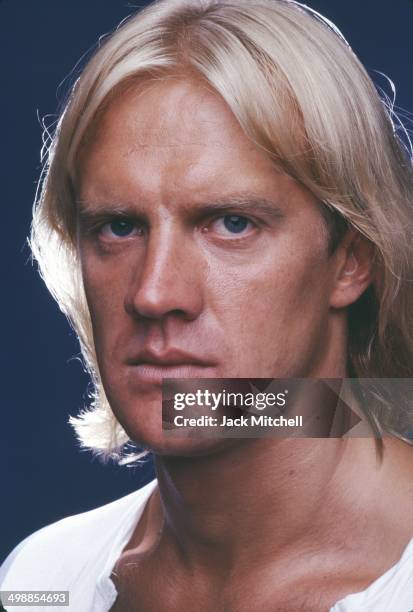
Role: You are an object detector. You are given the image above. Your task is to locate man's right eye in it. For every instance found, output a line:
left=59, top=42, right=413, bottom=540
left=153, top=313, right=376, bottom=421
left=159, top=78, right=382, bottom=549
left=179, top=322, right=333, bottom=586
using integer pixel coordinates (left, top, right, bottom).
left=100, top=218, right=141, bottom=238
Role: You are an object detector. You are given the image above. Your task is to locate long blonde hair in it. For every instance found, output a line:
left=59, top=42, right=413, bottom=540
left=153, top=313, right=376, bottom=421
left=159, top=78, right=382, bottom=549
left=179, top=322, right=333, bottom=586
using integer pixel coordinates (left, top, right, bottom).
left=31, top=0, right=413, bottom=463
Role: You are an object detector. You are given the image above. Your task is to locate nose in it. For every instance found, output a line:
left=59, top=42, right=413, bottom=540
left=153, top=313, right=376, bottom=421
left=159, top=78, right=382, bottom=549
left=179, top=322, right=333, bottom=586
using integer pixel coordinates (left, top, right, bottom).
left=124, top=227, right=204, bottom=321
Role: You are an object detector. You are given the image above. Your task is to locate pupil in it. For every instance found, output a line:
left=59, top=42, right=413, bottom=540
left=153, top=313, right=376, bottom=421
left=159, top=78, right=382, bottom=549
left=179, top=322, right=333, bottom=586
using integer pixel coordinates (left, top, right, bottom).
left=224, top=215, right=248, bottom=233
left=111, top=220, right=133, bottom=236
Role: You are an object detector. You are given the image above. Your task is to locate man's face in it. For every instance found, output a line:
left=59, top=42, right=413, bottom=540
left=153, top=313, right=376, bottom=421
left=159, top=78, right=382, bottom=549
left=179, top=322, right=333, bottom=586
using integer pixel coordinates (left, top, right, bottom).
left=76, top=77, right=344, bottom=455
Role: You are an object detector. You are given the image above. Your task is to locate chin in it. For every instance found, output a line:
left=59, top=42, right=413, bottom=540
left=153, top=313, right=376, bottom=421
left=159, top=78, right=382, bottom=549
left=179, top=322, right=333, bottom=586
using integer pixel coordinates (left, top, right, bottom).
left=130, top=423, right=235, bottom=457
left=108, top=396, right=230, bottom=458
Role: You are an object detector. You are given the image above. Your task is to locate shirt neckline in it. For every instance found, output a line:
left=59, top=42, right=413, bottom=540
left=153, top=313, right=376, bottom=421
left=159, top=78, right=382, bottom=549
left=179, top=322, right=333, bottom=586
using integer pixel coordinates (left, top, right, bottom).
left=94, top=479, right=158, bottom=608
left=332, top=535, right=413, bottom=608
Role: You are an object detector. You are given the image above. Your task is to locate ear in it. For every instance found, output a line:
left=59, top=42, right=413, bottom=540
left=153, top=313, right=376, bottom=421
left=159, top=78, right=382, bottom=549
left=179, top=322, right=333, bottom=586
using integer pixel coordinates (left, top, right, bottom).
left=329, top=229, right=374, bottom=309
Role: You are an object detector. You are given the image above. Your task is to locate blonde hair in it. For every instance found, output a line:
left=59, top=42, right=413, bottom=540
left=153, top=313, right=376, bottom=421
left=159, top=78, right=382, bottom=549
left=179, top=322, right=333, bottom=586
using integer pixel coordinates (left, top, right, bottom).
left=31, top=0, right=413, bottom=463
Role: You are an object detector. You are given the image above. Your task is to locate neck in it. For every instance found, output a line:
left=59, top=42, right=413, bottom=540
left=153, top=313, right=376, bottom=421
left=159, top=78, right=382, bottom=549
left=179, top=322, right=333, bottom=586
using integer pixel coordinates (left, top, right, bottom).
left=155, top=437, right=382, bottom=573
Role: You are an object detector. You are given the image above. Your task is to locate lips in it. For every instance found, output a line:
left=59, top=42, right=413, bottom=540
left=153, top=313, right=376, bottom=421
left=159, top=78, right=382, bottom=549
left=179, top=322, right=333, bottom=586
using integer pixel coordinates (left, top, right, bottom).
left=125, top=348, right=217, bottom=384
left=126, top=348, right=215, bottom=367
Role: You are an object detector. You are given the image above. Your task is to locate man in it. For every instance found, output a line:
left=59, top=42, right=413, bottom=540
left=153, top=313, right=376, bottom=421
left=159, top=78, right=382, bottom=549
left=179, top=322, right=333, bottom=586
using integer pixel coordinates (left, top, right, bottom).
left=1, top=0, right=413, bottom=610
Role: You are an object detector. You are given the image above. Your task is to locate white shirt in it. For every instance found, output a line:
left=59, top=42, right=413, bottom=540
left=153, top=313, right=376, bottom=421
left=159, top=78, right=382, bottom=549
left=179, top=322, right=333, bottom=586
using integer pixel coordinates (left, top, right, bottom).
left=1, top=478, right=413, bottom=612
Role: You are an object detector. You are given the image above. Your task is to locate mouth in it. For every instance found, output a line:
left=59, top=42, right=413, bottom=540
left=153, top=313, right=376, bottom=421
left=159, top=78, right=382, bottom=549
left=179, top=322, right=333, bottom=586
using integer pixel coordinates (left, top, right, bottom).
left=125, top=349, right=217, bottom=385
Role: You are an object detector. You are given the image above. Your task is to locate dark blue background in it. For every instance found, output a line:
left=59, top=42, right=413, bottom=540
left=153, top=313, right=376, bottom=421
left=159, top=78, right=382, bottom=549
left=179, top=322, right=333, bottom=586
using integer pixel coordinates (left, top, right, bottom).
left=1, top=0, right=412, bottom=562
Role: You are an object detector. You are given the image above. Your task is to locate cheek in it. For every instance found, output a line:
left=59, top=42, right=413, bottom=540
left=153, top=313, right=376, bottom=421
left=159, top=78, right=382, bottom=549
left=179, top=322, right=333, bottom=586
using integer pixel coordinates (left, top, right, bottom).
left=211, top=240, right=330, bottom=317
left=80, top=250, right=130, bottom=351
left=205, top=234, right=333, bottom=362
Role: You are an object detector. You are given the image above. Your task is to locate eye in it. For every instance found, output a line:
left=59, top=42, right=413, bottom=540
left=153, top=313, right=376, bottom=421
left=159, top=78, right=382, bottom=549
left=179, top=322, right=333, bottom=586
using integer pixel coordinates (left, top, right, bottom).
left=101, top=218, right=141, bottom=239
left=211, top=215, right=254, bottom=236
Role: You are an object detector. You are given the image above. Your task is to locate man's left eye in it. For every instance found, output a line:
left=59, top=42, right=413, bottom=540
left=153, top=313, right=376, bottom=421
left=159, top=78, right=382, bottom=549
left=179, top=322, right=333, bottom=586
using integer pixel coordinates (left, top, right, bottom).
left=213, top=215, right=253, bottom=236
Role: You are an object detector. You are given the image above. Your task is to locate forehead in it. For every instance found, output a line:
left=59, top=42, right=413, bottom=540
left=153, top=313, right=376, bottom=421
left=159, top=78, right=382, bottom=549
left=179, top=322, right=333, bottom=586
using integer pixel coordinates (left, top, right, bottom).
left=82, top=77, right=248, bottom=150
left=76, top=77, right=316, bottom=214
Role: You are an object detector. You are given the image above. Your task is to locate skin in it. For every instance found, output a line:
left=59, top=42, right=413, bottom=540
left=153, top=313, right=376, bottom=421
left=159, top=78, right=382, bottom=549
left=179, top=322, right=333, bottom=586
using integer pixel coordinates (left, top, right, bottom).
left=76, top=77, right=369, bottom=455
left=76, top=78, right=413, bottom=611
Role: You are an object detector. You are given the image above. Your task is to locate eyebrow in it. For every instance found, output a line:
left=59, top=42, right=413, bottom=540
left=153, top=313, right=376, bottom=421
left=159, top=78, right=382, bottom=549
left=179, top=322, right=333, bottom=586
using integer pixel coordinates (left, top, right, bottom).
left=76, top=194, right=284, bottom=221
left=189, top=195, right=284, bottom=219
